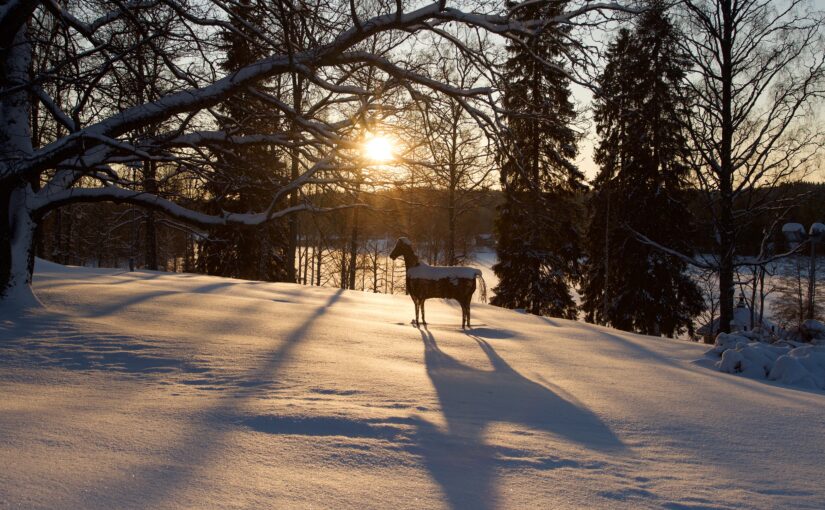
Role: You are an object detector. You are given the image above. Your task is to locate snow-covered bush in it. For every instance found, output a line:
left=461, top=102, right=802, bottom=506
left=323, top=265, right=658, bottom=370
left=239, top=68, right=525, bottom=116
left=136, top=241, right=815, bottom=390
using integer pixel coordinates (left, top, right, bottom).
left=708, top=332, right=750, bottom=355
left=708, top=332, right=825, bottom=390
left=800, top=320, right=825, bottom=343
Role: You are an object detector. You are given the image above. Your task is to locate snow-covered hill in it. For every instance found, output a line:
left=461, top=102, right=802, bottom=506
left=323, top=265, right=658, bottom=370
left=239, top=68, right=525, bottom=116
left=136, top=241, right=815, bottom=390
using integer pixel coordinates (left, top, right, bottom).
left=1, top=261, right=824, bottom=509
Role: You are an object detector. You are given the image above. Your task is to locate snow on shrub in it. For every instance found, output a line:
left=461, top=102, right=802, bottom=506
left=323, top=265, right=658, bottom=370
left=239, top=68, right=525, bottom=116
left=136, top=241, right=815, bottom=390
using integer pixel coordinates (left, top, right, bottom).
left=709, top=332, right=749, bottom=355
left=708, top=333, right=825, bottom=390
left=800, top=320, right=825, bottom=342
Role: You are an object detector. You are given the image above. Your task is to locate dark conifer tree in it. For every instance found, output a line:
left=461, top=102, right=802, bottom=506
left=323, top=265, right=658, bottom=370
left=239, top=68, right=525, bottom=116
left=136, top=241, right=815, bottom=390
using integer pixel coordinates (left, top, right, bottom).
left=580, top=2, right=703, bottom=337
left=198, top=0, right=291, bottom=281
left=491, top=0, right=584, bottom=318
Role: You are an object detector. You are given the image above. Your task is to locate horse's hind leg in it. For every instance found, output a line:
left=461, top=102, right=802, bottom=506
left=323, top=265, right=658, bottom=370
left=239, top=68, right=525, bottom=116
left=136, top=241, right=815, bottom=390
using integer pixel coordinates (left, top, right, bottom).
left=413, top=299, right=420, bottom=326
left=421, top=299, right=427, bottom=325
left=461, top=302, right=470, bottom=329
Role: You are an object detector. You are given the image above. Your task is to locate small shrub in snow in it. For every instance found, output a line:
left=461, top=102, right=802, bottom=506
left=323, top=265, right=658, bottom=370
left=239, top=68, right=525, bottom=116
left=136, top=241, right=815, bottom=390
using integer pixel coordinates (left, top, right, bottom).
left=800, top=320, right=825, bottom=343
left=708, top=332, right=825, bottom=390
left=709, top=332, right=750, bottom=355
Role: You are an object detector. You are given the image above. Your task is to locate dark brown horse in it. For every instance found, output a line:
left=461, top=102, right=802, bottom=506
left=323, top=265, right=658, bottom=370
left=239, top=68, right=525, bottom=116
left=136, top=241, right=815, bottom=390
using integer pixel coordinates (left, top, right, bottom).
left=390, top=237, right=486, bottom=328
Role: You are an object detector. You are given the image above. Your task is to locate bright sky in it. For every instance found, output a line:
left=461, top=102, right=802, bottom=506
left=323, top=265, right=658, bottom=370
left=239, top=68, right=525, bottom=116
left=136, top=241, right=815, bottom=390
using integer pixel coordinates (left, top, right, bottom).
left=570, top=10, right=825, bottom=184
left=363, top=134, right=395, bottom=163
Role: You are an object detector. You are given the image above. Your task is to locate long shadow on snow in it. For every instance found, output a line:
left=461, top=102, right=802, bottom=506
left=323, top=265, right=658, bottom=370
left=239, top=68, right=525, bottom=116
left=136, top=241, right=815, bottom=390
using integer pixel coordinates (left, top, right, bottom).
left=596, top=330, right=723, bottom=378
left=5, top=277, right=315, bottom=380
left=63, top=289, right=346, bottom=509
left=34, top=269, right=166, bottom=289
left=0, top=311, right=206, bottom=375
left=413, top=327, right=623, bottom=510
left=79, top=281, right=239, bottom=318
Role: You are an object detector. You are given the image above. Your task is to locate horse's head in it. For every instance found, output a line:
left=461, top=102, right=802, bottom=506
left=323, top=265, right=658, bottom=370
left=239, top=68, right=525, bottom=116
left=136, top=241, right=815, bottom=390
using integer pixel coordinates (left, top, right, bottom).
left=390, top=237, right=413, bottom=261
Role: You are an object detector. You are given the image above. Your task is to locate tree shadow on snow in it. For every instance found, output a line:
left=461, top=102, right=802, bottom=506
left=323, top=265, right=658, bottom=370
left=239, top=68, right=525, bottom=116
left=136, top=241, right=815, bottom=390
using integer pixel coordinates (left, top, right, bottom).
left=64, top=289, right=347, bottom=508
left=413, top=327, right=624, bottom=510
left=0, top=311, right=207, bottom=375
left=465, top=327, right=518, bottom=339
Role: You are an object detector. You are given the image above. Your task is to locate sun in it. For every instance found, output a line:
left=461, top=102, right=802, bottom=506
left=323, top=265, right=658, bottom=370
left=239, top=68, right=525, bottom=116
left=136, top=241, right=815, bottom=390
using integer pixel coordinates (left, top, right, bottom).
left=363, top=134, right=394, bottom=163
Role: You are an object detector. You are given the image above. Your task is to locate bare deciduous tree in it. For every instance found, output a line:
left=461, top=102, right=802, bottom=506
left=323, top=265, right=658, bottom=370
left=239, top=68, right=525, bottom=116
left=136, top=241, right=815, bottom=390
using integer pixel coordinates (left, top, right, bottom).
left=676, top=0, right=825, bottom=333
left=408, top=35, right=495, bottom=265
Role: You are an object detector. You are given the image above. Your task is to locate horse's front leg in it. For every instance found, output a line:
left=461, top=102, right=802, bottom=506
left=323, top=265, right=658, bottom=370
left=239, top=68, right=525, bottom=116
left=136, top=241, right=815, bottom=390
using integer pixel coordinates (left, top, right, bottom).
left=413, top=299, right=420, bottom=326
left=421, top=299, right=427, bottom=325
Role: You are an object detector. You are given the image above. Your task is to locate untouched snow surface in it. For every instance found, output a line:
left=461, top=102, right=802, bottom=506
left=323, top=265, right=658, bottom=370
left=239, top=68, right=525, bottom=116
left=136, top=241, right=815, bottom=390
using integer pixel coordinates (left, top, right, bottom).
left=2, top=261, right=825, bottom=509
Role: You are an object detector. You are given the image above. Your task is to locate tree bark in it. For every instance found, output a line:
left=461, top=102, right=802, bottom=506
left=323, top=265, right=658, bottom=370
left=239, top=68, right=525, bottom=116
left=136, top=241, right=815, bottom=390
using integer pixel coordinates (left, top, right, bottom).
left=315, top=239, right=323, bottom=287
left=286, top=75, right=303, bottom=283
left=0, top=26, right=39, bottom=307
left=302, top=237, right=310, bottom=285
left=348, top=204, right=360, bottom=290
left=0, top=184, right=40, bottom=307
left=143, top=160, right=159, bottom=270
left=717, top=0, right=735, bottom=334
left=447, top=185, right=456, bottom=266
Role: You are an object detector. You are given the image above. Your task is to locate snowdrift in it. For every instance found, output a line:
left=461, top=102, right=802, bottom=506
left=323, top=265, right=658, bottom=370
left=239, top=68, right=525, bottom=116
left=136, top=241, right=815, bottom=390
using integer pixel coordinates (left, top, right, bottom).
left=1, top=261, right=825, bottom=509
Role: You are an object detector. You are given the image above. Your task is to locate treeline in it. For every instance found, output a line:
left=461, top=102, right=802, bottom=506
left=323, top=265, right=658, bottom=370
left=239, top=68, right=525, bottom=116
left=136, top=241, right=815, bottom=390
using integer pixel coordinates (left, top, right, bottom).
left=35, top=186, right=499, bottom=284
left=688, top=181, right=825, bottom=255
left=38, top=178, right=823, bottom=274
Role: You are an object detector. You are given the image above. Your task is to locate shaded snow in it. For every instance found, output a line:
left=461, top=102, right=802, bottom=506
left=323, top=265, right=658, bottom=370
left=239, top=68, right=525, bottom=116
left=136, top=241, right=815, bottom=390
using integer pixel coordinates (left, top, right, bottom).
left=0, top=260, right=824, bottom=509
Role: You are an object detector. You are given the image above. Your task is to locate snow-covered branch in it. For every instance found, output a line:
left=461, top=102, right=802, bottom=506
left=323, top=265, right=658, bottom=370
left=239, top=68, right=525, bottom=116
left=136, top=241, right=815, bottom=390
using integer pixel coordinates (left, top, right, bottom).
left=31, top=185, right=363, bottom=227
left=4, top=0, right=633, bottom=183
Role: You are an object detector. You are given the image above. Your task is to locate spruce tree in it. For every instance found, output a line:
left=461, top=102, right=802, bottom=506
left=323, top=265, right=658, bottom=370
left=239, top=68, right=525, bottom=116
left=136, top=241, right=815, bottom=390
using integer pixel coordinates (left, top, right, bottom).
left=198, top=0, right=291, bottom=282
left=491, top=0, right=584, bottom=318
left=580, top=2, right=703, bottom=337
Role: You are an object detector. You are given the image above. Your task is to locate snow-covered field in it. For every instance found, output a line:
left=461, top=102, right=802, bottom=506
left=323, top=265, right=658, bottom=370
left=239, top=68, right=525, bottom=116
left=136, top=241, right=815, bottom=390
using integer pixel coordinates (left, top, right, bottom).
left=2, top=261, right=825, bottom=509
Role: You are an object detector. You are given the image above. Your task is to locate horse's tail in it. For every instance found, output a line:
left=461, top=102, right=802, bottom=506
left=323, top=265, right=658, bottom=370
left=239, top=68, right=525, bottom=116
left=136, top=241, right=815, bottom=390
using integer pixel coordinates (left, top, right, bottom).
left=475, top=272, right=487, bottom=304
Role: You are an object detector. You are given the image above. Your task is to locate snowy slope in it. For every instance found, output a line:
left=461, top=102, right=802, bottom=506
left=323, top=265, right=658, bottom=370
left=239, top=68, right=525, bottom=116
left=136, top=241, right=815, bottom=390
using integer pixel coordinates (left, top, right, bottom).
left=1, top=261, right=825, bottom=509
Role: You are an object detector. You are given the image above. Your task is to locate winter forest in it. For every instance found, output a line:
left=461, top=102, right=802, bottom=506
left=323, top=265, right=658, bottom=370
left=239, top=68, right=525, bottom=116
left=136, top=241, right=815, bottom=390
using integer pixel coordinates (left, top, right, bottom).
left=2, top=0, right=825, bottom=508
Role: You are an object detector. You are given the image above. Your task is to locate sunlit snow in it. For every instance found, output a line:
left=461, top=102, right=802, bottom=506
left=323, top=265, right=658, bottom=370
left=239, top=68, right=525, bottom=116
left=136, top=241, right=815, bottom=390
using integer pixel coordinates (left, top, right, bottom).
left=1, top=260, right=824, bottom=509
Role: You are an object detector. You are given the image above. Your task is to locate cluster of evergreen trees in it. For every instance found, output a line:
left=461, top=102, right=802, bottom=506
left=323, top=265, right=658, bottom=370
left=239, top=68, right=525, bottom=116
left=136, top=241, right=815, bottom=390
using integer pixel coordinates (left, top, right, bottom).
left=197, top=0, right=292, bottom=282
left=493, top=0, right=704, bottom=338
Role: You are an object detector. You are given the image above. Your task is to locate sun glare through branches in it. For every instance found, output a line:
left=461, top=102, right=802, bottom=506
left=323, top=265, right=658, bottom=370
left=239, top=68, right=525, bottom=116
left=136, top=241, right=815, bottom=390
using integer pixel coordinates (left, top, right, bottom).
left=363, top=134, right=395, bottom=163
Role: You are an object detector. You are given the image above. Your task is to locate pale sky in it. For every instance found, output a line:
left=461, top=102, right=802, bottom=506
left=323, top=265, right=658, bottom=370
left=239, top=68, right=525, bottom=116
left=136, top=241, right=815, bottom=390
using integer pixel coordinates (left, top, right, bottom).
left=572, top=0, right=825, bottom=184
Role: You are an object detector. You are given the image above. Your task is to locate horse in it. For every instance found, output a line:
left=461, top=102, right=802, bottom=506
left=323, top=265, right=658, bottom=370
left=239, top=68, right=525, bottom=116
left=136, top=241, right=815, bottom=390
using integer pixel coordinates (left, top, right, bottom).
left=389, top=237, right=487, bottom=329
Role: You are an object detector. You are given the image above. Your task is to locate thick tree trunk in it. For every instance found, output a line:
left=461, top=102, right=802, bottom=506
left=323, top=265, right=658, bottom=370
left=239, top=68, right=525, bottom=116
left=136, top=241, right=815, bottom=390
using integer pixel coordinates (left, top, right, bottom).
left=62, top=206, right=73, bottom=265
left=348, top=206, right=359, bottom=290
left=339, top=240, right=347, bottom=289
left=718, top=198, right=735, bottom=334
left=0, top=184, right=40, bottom=307
left=302, top=239, right=310, bottom=285
left=1, top=26, right=39, bottom=308
left=315, top=237, right=323, bottom=287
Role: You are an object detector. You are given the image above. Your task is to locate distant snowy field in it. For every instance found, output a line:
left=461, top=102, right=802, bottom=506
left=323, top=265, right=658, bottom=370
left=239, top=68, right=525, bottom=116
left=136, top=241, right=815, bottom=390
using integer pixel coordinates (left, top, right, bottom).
left=2, top=261, right=825, bottom=509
